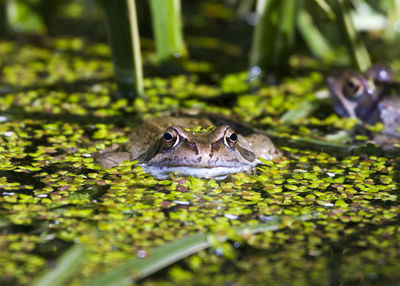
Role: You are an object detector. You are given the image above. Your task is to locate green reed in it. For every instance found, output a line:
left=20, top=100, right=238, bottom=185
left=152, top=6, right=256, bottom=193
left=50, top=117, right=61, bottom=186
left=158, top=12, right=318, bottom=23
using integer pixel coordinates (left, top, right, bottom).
left=149, top=0, right=187, bottom=62
left=101, top=0, right=144, bottom=97
left=249, top=0, right=300, bottom=79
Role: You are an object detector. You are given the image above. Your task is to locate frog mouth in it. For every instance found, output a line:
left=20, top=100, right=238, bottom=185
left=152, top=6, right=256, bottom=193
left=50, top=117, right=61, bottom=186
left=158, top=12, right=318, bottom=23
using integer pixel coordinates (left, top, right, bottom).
left=141, top=164, right=255, bottom=180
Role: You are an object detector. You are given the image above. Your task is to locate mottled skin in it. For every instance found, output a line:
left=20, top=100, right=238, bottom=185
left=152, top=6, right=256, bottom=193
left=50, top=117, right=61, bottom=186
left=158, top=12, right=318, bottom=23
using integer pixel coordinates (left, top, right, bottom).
left=96, top=116, right=281, bottom=178
left=327, top=64, right=400, bottom=135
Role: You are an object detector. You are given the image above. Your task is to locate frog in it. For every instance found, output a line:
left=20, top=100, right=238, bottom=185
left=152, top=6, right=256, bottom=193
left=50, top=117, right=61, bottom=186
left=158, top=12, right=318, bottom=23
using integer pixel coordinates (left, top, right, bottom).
left=95, top=115, right=281, bottom=179
left=327, top=64, right=400, bottom=136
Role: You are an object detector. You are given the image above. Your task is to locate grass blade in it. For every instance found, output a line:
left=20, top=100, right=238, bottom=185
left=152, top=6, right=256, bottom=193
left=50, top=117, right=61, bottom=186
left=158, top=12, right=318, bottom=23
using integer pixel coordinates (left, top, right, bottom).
left=237, top=0, right=256, bottom=19
left=336, top=0, right=371, bottom=71
left=249, top=0, right=300, bottom=78
left=149, top=0, right=187, bottom=62
left=84, top=214, right=316, bottom=286
left=298, top=9, right=333, bottom=59
left=127, top=0, right=143, bottom=96
left=32, top=244, right=85, bottom=286
left=0, top=0, right=7, bottom=37
left=280, top=99, right=317, bottom=123
left=313, top=0, right=336, bottom=21
left=384, top=0, right=400, bottom=40
left=84, top=232, right=209, bottom=286
left=101, top=0, right=144, bottom=97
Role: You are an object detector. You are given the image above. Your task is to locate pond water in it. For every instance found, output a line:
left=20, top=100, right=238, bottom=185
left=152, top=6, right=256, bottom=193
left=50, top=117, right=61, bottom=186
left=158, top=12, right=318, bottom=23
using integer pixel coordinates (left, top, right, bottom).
left=1, top=39, right=400, bottom=286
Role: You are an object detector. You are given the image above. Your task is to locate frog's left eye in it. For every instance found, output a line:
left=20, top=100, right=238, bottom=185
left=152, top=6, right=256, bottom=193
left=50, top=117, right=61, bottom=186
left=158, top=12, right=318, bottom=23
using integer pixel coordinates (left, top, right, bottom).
left=229, top=133, right=238, bottom=142
left=344, top=76, right=364, bottom=99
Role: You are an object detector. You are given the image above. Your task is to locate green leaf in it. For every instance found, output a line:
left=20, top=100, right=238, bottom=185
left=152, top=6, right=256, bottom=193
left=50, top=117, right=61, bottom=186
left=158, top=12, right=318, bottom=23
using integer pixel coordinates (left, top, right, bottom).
left=249, top=0, right=301, bottom=77
left=32, top=244, right=85, bottom=286
left=149, top=0, right=187, bottom=62
left=84, top=232, right=209, bottom=286
left=313, top=0, right=336, bottom=20
left=336, top=0, right=371, bottom=71
left=298, top=9, right=333, bottom=58
left=84, top=214, right=317, bottom=286
left=280, top=99, right=316, bottom=124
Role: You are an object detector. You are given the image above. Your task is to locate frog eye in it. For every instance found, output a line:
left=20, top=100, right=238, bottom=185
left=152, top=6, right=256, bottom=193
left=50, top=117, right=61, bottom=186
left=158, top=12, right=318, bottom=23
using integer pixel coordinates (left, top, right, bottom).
left=344, top=76, right=364, bottom=99
left=163, top=132, right=173, bottom=141
left=163, top=128, right=180, bottom=148
left=229, top=133, right=238, bottom=142
left=224, top=128, right=238, bottom=149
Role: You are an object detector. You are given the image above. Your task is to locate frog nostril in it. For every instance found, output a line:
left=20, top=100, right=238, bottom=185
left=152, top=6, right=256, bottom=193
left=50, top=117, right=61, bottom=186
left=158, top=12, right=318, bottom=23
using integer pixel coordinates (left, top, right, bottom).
left=211, top=142, right=219, bottom=150
left=187, top=142, right=199, bottom=154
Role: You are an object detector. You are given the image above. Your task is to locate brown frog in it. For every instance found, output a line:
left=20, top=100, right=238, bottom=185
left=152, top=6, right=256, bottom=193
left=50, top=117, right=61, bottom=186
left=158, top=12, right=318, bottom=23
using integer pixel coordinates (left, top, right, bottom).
left=95, top=115, right=281, bottom=179
left=327, top=64, right=400, bottom=136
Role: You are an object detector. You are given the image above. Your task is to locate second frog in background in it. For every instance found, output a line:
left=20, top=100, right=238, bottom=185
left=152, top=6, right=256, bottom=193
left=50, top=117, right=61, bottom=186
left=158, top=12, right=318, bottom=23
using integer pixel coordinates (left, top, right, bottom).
left=327, top=64, right=400, bottom=136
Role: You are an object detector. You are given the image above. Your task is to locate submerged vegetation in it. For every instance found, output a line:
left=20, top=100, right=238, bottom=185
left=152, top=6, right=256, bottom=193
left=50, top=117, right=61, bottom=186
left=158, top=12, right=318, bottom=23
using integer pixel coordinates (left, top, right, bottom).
left=1, top=0, right=400, bottom=285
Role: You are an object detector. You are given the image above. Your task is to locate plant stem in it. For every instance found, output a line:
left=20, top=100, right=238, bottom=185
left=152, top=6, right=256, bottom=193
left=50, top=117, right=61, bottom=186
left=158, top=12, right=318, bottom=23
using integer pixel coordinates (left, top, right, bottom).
left=237, top=0, right=255, bottom=19
left=148, top=0, right=187, bottom=62
left=249, top=0, right=300, bottom=79
left=38, top=0, right=61, bottom=36
left=101, top=0, right=144, bottom=97
left=0, top=0, right=6, bottom=37
left=32, top=244, right=85, bottom=286
left=336, top=0, right=371, bottom=71
left=127, top=0, right=143, bottom=96
left=84, top=214, right=316, bottom=286
left=384, top=0, right=400, bottom=40
left=298, top=8, right=333, bottom=59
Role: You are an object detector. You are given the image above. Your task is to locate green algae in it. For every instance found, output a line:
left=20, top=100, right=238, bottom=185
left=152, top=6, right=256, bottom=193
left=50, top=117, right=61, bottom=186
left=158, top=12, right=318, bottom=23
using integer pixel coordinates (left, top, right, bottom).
left=0, top=37, right=400, bottom=286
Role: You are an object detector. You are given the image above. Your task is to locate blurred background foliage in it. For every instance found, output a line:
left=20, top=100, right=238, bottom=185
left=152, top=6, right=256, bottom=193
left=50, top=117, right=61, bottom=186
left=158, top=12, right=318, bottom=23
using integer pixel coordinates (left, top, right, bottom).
left=1, top=0, right=400, bottom=94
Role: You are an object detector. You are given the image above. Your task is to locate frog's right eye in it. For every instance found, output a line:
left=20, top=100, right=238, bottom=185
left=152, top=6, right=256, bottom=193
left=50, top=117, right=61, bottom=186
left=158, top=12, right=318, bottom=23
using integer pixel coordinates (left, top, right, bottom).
left=163, top=128, right=180, bottom=149
left=223, top=127, right=239, bottom=150
left=229, top=133, right=238, bottom=142
left=344, top=76, right=364, bottom=99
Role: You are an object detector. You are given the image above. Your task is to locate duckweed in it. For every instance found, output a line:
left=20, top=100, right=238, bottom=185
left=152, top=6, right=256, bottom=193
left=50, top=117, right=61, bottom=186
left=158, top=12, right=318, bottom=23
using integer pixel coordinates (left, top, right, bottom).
left=0, top=37, right=400, bottom=286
